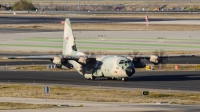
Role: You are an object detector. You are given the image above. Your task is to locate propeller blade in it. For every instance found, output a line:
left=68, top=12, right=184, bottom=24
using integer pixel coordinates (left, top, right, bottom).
left=152, top=49, right=168, bottom=70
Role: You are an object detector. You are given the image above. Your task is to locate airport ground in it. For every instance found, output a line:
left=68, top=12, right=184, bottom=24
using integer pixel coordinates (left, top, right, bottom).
left=0, top=13, right=200, bottom=54
left=0, top=71, right=200, bottom=111
left=0, top=12, right=200, bottom=111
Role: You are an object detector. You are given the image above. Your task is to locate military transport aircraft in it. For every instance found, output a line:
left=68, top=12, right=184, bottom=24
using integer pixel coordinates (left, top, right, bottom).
left=3, top=18, right=196, bottom=81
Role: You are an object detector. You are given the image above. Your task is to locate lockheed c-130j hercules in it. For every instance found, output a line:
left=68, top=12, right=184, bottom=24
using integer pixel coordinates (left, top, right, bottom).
left=4, top=18, right=196, bottom=81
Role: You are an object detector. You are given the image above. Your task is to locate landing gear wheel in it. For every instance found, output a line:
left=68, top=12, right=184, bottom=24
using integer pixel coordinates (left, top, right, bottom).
left=112, top=78, right=117, bottom=80
left=121, top=78, right=128, bottom=81
left=106, top=78, right=112, bottom=80
left=85, top=75, right=95, bottom=80
left=91, top=76, right=95, bottom=80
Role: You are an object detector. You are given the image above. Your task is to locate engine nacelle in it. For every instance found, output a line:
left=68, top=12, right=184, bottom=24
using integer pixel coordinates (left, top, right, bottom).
left=62, top=62, right=73, bottom=69
left=53, top=57, right=62, bottom=65
left=52, top=57, right=73, bottom=69
left=149, top=55, right=159, bottom=64
left=127, top=56, right=133, bottom=61
left=133, top=61, right=146, bottom=68
left=78, top=57, right=87, bottom=65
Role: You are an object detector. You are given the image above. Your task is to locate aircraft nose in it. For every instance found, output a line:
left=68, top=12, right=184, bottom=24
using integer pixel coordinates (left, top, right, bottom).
left=125, top=66, right=135, bottom=77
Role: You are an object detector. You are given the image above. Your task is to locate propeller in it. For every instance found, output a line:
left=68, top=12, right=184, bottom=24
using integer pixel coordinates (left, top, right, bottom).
left=79, top=51, right=98, bottom=75
left=127, top=50, right=140, bottom=61
left=152, top=49, right=169, bottom=70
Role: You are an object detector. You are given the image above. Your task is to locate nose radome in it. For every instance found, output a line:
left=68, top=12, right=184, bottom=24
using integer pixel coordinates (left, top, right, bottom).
left=125, top=66, right=135, bottom=77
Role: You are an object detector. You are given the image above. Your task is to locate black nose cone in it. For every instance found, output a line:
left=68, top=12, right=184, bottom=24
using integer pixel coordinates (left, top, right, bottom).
left=125, top=66, right=135, bottom=76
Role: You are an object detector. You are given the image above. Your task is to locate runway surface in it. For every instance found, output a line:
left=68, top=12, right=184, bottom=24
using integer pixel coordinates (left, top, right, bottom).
left=0, top=71, right=200, bottom=91
left=0, top=16, right=199, bottom=24
left=0, top=28, right=61, bottom=33
left=0, top=61, right=52, bottom=66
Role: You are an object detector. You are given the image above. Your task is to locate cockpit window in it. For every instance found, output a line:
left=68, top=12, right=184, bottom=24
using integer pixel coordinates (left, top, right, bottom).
left=125, top=61, right=130, bottom=64
left=119, top=60, right=131, bottom=64
left=119, top=60, right=124, bottom=64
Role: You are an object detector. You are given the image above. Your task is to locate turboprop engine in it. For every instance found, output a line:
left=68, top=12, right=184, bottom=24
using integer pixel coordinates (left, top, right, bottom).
left=133, top=61, right=146, bottom=68
left=53, top=57, right=62, bottom=65
left=62, top=60, right=73, bottom=69
left=149, top=55, right=159, bottom=64
left=52, top=57, right=73, bottom=69
left=127, top=56, right=146, bottom=68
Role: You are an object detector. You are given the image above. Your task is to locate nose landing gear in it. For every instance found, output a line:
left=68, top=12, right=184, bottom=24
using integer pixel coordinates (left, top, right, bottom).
left=121, top=77, right=128, bottom=81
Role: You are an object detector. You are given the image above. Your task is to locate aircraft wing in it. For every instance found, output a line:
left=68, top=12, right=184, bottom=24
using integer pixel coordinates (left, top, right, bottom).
left=3, top=55, right=58, bottom=60
left=3, top=54, right=197, bottom=65
left=3, top=54, right=196, bottom=59
left=2, top=54, right=97, bottom=66
left=3, top=55, right=81, bottom=60
left=126, top=54, right=197, bottom=64
left=130, top=54, right=197, bottom=59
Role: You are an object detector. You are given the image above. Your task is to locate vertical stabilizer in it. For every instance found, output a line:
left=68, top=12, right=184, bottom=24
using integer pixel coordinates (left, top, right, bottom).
left=62, top=18, right=77, bottom=56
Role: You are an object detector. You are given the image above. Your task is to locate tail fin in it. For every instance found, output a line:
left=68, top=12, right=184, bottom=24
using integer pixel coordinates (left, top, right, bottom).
left=62, top=18, right=77, bottom=56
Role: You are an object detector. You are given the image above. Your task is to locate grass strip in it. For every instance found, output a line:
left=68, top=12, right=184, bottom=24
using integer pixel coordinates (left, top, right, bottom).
left=0, top=84, right=200, bottom=104
left=0, top=102, right=59, bottom=110
left=19, top=37, right=200, bottom=43
left=20, top=38, right=62, bottom=42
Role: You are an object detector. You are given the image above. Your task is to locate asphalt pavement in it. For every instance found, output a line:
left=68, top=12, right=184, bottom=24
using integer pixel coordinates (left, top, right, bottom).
left=0, top=28, right=61, bottom=33
left=0, top=71, right=200, bottom=91
left=0, top=16, right=199, bottom=24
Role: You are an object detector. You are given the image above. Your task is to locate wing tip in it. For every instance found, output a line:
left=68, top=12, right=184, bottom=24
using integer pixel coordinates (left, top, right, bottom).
left=2, top=57, right=9, bottom=59
left=3, top=57, right=16, bottom=59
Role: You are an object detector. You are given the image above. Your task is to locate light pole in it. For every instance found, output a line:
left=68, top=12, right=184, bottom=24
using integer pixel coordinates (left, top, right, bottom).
left=78, top=0, right=80, bottom=11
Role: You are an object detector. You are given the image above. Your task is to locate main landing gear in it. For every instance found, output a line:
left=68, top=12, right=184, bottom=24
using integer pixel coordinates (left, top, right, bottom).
left=86, top=77, right=128, bottom=81
left=106, top=77, right=128, bottom=81
left=86, top=76, right=95, bottom=80
left=106, top=78, right=117, bottom=80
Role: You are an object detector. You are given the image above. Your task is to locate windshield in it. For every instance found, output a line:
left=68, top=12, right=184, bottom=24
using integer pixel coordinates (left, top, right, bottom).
left=119, top=60, right=131, bottom=64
